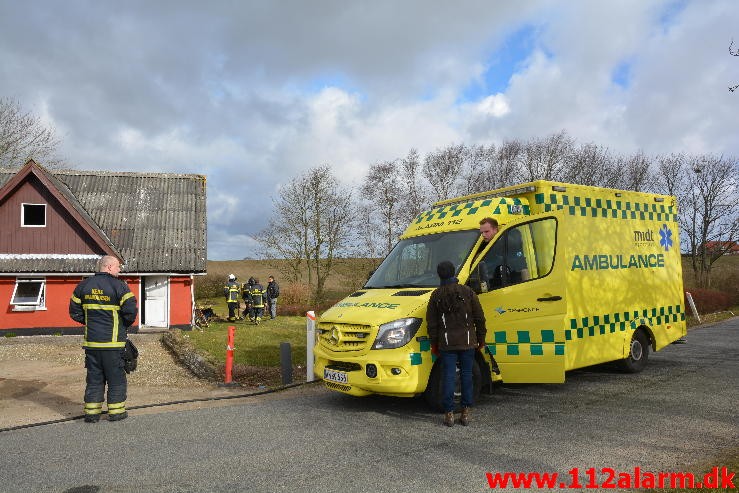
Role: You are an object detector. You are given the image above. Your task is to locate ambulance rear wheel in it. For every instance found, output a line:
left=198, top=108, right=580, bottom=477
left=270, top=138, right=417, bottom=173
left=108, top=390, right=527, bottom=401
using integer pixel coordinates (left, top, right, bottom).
left=619, top=329, right=650, bottom=373
left=424, top=358, right=482, bottom=412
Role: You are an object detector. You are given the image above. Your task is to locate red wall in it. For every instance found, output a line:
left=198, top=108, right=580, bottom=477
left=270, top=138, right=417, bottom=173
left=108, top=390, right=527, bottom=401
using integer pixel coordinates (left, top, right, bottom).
left=0, top=276, right=141, bottom=331
left=169, top=276, right=193, bottom=326
left=0, top=177, right=103, bottom=254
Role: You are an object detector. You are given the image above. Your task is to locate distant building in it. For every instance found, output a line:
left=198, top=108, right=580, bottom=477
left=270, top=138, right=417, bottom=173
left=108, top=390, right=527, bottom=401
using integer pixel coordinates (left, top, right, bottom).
left=0, top=160, right=206, bottom=335
left=702, top=241, right=739, bottom=256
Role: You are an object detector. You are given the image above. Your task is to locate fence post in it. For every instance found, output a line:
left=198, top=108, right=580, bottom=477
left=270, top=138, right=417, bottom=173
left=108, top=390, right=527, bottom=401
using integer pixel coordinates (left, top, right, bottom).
left=225, top=325, right=235, bottom=384
left=306, top=311, right=316, bottom=382
left=685, top=292, right=701, bottom=323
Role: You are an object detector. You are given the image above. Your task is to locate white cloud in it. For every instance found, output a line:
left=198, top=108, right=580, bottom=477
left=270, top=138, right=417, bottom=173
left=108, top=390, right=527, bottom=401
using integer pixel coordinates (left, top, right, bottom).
left=476, top=94, right=511, bottom=118
left=1, top=0, right=738, bottom=259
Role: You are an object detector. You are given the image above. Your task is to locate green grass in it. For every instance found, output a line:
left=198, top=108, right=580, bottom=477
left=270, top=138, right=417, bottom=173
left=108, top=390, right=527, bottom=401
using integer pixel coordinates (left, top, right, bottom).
left=191, top=255, right=738, bottom=369
left=187, top=316, right=309, bottom=367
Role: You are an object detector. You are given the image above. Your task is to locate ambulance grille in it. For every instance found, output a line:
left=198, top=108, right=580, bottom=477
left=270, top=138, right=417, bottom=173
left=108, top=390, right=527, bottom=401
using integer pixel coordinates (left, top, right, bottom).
left=324, top=381, right=352, bottom=392
left=317, top=323, right=373, bottom=351
left=326, top=362, right=362, bottom=372
left=392, top=290, right=432, bottom=296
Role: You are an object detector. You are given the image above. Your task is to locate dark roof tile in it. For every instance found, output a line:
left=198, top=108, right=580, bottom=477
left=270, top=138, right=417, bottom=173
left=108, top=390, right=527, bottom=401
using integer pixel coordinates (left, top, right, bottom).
left=0, top=165, right=207, bottom=273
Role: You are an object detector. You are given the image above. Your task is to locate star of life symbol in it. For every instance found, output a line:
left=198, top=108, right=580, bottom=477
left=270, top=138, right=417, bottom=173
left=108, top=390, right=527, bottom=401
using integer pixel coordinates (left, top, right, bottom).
left=659, top=224, right=673, bottom=252
left=495, top=307, right=506, bottom=314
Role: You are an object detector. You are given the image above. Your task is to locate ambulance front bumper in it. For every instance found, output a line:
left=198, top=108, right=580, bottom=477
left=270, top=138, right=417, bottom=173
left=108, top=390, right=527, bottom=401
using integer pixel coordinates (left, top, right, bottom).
left=313, top=345, right=428, bottom=397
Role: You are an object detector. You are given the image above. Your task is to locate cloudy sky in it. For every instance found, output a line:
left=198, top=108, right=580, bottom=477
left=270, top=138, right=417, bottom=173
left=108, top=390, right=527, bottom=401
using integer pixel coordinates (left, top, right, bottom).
left=1, top=0, right=737, bottom=260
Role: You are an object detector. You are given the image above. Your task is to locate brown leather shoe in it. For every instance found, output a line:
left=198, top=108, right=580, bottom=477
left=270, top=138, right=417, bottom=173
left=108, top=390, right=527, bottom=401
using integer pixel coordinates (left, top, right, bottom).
left=460, top=407, right=470, bottom=426
left=443, top=411, right=454, bottom=427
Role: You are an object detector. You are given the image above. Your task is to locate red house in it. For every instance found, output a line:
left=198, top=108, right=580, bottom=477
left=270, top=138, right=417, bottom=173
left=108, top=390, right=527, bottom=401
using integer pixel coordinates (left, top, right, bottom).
left=0, top=160, right=206, bottom=335
left=702, top=241, right=739, bottom=255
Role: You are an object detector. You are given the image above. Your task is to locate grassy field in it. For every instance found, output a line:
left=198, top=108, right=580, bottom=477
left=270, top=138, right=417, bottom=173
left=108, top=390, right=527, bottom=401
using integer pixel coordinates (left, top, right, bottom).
left=199, top=257, right=381, bottom=303
left=187, top=316, right=308, bottom=367
left=681, top=254, right=738, bottom=294
left=191, top=254, right=737, bottom=370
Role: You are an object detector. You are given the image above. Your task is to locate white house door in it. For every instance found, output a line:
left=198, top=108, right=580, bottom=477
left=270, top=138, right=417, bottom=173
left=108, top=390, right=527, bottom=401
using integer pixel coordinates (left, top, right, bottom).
left=143, top=276, right=168, bottom=328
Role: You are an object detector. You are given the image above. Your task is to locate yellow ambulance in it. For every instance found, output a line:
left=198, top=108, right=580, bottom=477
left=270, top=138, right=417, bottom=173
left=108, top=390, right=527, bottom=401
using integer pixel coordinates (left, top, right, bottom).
left=313, top=181, right=686, bottom=410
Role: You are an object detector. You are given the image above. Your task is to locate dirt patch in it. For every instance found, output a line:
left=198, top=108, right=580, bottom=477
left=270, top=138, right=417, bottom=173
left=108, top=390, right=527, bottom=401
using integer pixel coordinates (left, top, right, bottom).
left=0, top=332, right=296, bottom=429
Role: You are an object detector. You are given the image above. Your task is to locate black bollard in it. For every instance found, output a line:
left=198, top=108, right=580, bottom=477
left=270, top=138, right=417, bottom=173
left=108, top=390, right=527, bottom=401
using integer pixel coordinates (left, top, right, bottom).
left=280, top=342, right=293, bottom=385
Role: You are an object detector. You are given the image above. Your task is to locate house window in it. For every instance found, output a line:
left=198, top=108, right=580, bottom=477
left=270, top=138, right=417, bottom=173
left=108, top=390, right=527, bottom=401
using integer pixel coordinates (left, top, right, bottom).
left=10, top=278, right=46, bottom=311
left=21, top=203, right=46, bottom=227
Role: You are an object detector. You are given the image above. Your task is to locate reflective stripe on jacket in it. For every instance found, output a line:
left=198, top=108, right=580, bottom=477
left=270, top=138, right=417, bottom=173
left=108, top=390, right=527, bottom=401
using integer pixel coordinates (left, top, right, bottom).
left=224, top=281, right=240, bottom=303
left=69, top=272, right=138, bottom=349
left=250, top=285, right=266, bottom=307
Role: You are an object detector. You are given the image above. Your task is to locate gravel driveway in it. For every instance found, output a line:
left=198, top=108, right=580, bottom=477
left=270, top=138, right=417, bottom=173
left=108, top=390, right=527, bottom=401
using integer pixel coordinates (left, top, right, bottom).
left=0, top=332, right=259, bottom=429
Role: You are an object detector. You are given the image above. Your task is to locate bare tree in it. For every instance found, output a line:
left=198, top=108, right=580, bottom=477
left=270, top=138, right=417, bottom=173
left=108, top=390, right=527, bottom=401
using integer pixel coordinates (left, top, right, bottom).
left=424, top=143, right=466, bottom=202
left=398, top=148, right=431, bottom=224
left=519, top=130, right=574, bottom=182
left=679, top=154, right=739, bottom=287
left=564, top=142, right=618, bottom=188
left=653, top=153, right=687, bottom=197
left=360, top=160, right=404, bottom=257
left=613, top=150, right=654, bottom=192
left=729, top=39, right=739, bottom=92
left=257, top=165, right=353, bottom=304
left=0, top=98, right=62, bottom=167
left=458, top=143, right=499, bottom=195
left=496, top=140, right=524, bottom=187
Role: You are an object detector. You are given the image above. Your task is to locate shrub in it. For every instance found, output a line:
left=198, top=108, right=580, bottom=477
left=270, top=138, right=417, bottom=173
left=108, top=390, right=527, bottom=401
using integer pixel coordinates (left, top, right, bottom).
left=711, top=271, right=739, bottom=305
left=280, top=282, right=311, bottom=305
left=685, top=289, right=733, bottom=314
left=278, top=299, right=342, bottom=316
left=194, top=272, right=226, bottom=299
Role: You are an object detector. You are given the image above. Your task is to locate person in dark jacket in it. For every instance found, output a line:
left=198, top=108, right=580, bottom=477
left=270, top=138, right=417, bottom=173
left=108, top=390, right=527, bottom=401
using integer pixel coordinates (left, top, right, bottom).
left=69, top=255, right=138, bottom=422
left=266, top=275, right=279, bottom=319
left=426, top=260, right=486, bottom=427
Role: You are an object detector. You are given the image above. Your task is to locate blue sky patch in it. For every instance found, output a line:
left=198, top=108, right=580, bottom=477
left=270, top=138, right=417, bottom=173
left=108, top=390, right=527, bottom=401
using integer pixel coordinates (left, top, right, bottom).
left=301, top=71, right=362, bottom=96
left=657, top=0, right=688, bottom=32
left=611, top=59, right=632, bottom=88
left=460, top=24, right=541, bottom=102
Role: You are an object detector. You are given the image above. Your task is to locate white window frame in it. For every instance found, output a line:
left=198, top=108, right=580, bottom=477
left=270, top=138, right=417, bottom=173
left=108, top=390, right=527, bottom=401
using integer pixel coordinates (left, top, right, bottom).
left=21, top=203, right=47, bottom=227
left=10, top=278, right=47, bottom=311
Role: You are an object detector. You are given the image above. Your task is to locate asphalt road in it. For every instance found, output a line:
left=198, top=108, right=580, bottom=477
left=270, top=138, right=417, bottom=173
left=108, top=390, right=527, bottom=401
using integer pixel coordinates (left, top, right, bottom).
left=1, top=318, right=737, bottom=493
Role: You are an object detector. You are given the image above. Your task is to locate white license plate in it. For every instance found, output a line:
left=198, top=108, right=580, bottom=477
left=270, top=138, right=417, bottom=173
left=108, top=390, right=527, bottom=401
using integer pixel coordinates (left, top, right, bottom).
left=324, top=368, right=348, bottom=384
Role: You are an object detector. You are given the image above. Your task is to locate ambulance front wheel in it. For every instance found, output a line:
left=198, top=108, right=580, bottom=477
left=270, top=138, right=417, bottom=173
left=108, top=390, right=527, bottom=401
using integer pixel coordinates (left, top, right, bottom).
left=619, top=329, right=650, bottom=373
left=424, top=358, right=482, bottom=412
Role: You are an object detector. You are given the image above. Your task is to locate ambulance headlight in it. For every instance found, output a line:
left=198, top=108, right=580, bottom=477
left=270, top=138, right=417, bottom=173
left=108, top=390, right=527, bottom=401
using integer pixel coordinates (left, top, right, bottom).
left=372, top=318, right=422, bottom=349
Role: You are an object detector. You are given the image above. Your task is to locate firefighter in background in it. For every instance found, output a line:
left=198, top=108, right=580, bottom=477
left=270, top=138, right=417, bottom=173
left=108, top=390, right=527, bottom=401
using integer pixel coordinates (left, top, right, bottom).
left=69, top=255, right=138, bottom=423
left=241, top=276, right=255, bottom=320
left=248, top=277, right=267, bottom=324
left=223, top=274, right=241, bottom=321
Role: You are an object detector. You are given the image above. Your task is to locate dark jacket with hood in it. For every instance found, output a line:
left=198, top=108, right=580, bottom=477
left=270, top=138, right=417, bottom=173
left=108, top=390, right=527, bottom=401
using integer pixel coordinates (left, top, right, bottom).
left=426, top=281, right=486, bottom=351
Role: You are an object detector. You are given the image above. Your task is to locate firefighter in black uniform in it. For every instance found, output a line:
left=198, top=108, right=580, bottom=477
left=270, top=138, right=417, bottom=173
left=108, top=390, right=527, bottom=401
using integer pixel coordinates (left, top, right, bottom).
left=248, top=278, right=267, bottom=324
left=224, top=274, right=241, bottom=321
left=69, top=255, right=138, bottom=422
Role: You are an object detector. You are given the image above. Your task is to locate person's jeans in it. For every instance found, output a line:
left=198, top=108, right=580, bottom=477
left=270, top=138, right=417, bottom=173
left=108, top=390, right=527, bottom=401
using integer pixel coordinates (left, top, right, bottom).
left=269, top=297, right=277, bottom=318
left=440, top=348, right=475, bottom=412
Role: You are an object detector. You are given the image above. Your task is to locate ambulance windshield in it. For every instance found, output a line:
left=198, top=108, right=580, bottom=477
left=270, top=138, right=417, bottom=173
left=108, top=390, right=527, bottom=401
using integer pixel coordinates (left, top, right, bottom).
left=364, top=230, right=480, bottom=288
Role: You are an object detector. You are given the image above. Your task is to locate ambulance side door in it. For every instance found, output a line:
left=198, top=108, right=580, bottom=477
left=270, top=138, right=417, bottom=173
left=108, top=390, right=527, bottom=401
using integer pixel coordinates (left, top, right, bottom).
left=471, top=214, right=567, bottom=383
